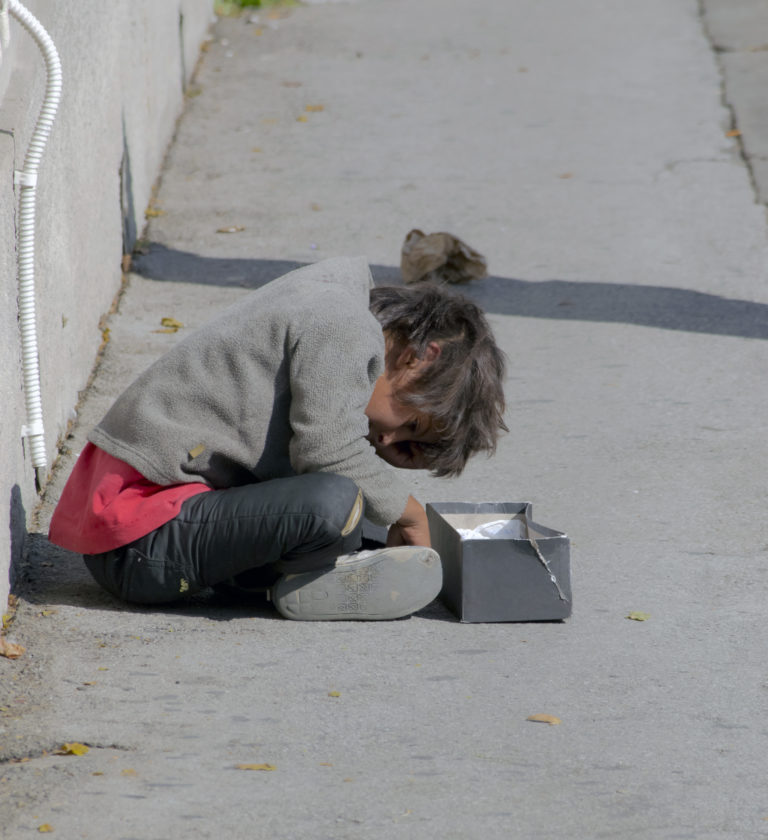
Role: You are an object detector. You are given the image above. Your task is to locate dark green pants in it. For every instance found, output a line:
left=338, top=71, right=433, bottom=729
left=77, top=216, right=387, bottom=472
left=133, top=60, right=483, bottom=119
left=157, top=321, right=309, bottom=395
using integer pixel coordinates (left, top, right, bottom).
left=84, top=473, right=364, bottom=604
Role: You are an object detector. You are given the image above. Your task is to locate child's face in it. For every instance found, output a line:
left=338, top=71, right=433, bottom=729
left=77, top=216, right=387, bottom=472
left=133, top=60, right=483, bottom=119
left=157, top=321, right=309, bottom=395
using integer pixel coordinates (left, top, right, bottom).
left=365, top=372, right=437, bottom=470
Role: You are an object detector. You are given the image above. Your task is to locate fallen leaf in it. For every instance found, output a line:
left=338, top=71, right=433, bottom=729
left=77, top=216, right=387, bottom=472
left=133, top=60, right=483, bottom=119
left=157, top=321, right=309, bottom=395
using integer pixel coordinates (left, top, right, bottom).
left=296, top=115, right=309, bottom=123
left=526, top=713, right=561, bottom=726
left=40, top=609, right=57, bottom=617
left=58, top=743, right=89, bottom=756
left=0, top=638, right=24, bottom=659
left=558, top=172, right=573, bottom=179
left=82, top=682, right=97, bottom=687
left=328, top=691, right=341, bottom=698
left=216, top=226, right=245, bottom=234
left=37, top=825, right=53, bottom=833
left=251, top=147, right=263, bottom=153
left=144, top=206, right=165, bottom=218
left=160, top=317, right=184, bottom=330
left=305, top=104, right=324, bottom=112
left=725, top=129, right=741, bottom=138
left=310, top=203, right=322, bottom=211
left=236, top=763, right=276, bottom=771
left=626, top=611, right=650, bottom=621
left=121, top=768, right=137, bottom=776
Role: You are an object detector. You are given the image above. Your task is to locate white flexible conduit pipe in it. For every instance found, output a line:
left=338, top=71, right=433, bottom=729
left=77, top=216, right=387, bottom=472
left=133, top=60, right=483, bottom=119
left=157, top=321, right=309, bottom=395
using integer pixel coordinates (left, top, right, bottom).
left=7, top=0, right=62, bottom=485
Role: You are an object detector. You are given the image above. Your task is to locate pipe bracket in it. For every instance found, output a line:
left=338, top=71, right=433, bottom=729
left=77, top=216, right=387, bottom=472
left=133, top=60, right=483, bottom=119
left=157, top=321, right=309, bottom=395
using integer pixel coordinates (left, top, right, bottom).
left=21, top=421, right=45, bottom=439
left=14, top=169, right=37, bottom=188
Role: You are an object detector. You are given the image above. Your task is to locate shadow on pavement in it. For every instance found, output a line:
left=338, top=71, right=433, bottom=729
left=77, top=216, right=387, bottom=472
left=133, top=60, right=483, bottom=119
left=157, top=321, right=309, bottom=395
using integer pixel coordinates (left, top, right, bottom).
left=19, top=533, right=279, bottom=622
left=19, top=533, right=457, bottom=623
left=133, top=243, right=768, bottom=340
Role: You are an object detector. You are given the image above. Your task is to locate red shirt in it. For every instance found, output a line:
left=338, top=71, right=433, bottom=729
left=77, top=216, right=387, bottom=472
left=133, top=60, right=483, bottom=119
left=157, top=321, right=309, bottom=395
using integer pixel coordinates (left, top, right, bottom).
left=48, top=442, right=210, bottom=555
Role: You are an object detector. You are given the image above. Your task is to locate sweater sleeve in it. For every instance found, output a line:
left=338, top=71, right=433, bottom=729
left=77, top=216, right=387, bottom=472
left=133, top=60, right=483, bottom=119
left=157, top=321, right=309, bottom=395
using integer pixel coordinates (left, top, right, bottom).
left=287, top=298, right=412, bottom=526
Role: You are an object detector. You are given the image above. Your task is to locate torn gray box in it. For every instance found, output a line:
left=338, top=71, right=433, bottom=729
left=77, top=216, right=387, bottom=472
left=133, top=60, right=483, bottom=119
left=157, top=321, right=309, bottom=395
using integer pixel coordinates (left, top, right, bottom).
left=426, top=502, right=572, bottom=623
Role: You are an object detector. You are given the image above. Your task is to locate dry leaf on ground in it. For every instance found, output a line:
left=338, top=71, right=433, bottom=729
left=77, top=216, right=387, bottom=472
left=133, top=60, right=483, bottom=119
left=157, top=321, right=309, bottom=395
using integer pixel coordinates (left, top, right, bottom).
left=626, top=611, right=650, bottom=621
left=236, top=763, right=276, bottom=771
left=3, top=594, right=19, bottom=630
left=526, top=714, right=561, bottom=725
left=216, top=226, right=245, bottom=234
left=0, top=637, right=24, bottom=659
left=58, top=743, right=89, bottom=756
left=160, top=317, right=184, bottom=330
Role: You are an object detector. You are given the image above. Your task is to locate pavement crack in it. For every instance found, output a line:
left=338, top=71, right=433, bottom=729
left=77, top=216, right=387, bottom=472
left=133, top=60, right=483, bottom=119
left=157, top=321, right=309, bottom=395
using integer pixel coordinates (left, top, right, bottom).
left=1, top=741, right=134, bottom=765
left=697, top=0, right=764, bottom=207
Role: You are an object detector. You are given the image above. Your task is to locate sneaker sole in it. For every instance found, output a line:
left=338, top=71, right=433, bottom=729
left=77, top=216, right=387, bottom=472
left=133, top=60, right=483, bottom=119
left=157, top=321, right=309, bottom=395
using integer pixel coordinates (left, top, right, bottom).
left=271, top=547, right=442, bottom=621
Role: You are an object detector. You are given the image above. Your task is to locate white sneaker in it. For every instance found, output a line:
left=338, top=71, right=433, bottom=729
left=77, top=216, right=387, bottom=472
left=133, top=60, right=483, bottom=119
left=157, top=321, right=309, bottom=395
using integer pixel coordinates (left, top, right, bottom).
left=270, top=546, right=442, bottom=621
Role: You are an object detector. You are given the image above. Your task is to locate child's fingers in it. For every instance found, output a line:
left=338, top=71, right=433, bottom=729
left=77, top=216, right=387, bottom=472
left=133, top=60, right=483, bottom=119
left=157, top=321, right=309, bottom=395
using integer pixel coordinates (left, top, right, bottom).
left=386, top=523, right=407, bottom=547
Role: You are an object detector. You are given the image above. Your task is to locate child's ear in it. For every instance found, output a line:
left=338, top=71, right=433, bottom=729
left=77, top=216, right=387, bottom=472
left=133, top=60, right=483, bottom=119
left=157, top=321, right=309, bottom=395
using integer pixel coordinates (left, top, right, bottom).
left=422, top=341, right=441, bottom=364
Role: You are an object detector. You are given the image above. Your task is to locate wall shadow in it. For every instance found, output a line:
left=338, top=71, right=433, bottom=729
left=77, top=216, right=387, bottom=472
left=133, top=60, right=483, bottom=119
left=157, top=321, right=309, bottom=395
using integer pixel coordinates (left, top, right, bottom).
left=8, top=485, right=26, bottom=595
left=133, top=243, right=768, bottom=340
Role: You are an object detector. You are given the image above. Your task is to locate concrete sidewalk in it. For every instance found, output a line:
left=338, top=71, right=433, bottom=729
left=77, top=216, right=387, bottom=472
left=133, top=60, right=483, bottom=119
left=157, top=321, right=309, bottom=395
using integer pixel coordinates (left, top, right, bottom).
left=3, top=1, right=768, bottom=838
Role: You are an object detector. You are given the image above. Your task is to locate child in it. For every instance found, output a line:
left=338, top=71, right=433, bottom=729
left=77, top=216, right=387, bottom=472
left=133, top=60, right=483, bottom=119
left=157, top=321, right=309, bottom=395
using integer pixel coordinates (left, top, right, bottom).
left=49, top=257, right=507, bottom=620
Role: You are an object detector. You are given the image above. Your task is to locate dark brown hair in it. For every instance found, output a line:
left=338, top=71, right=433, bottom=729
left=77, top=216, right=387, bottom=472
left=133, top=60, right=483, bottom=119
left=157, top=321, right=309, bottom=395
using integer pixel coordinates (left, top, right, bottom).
left=369, top=284, right=507, bottom=477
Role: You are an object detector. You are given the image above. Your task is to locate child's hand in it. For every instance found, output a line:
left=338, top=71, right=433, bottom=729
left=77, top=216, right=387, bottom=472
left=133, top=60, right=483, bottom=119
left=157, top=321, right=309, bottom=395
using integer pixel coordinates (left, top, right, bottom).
left=387, top=495, right=431, bottom=547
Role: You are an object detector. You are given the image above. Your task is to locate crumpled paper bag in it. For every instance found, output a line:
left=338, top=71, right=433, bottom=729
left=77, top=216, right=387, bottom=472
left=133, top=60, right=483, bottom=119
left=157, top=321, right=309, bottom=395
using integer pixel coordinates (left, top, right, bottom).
left=400, top=229, right=488, bottom=285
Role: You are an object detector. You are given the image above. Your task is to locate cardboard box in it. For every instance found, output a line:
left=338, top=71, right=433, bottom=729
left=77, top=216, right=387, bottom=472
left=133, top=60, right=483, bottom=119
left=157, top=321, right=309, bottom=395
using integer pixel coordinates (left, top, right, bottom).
left=426, top=502, right=572, bottom=623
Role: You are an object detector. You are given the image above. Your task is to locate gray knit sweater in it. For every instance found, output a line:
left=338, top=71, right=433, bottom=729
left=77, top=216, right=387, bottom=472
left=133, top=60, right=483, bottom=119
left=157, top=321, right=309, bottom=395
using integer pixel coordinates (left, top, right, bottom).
left=89, top=257, right=411, bottom=526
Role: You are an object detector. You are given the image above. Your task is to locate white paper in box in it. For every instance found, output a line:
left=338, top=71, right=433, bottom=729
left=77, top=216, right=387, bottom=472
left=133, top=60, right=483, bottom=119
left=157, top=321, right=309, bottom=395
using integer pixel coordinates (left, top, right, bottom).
left=426, top=502, right=572, bottom=623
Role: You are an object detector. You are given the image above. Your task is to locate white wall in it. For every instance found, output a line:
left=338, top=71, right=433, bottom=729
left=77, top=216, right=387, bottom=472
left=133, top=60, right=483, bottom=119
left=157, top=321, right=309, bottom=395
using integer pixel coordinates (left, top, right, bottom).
left=0, top=0, right=214, bottom=610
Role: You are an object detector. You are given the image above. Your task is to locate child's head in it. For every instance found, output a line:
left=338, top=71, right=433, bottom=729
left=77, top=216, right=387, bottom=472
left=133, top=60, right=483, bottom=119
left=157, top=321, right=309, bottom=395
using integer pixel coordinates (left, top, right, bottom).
left=368, top=284, right=507, bottom=477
